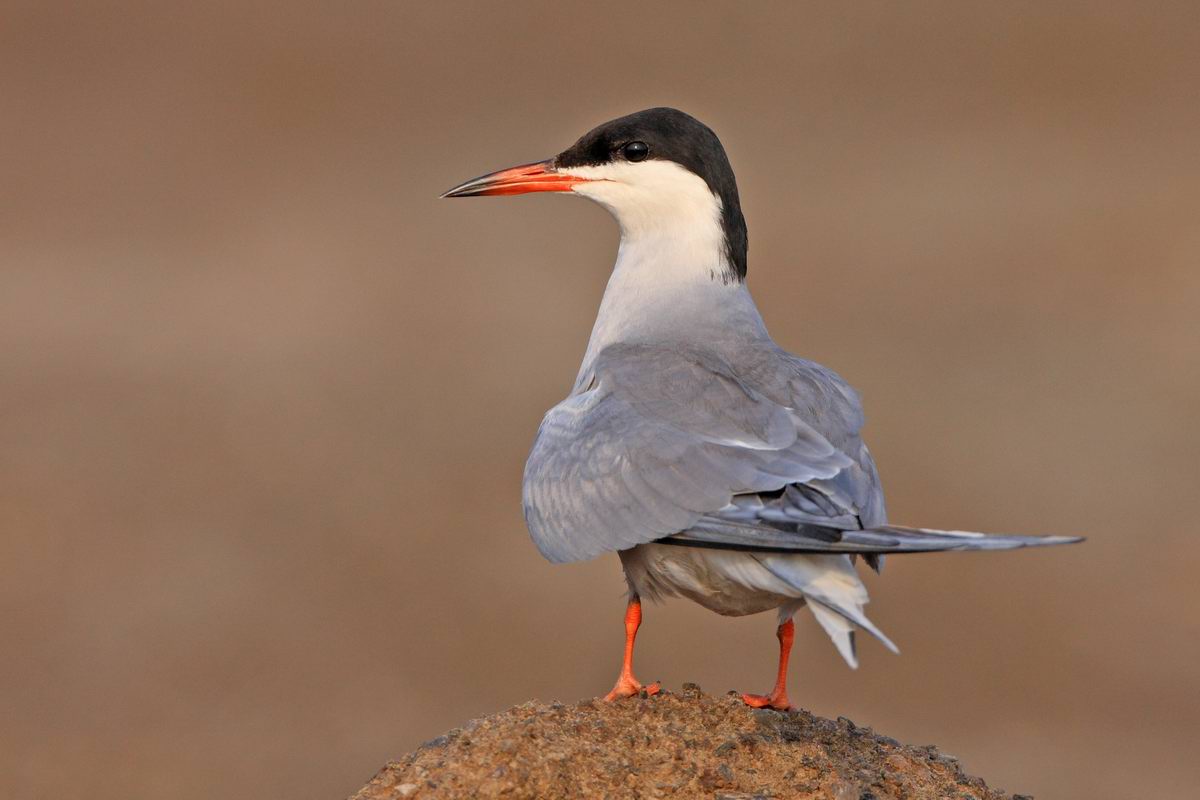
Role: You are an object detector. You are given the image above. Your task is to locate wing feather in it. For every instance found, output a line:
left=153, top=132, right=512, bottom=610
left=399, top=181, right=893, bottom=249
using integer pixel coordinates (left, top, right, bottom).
left=664, top=518, right=1083, bottom=554
left=523, top=342, right=1081, bottom=563
left=523, top=343, right=862, bottom=563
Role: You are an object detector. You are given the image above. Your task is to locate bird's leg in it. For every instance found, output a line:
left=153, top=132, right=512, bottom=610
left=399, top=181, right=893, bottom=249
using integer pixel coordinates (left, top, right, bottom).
left=602, top=596, right=660, bottom=701
left=741, top=618, right=795, bottom=711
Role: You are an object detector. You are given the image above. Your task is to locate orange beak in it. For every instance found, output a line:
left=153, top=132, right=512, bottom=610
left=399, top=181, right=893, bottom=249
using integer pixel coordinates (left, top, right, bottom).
left=440, top=159, right=589, bottom=197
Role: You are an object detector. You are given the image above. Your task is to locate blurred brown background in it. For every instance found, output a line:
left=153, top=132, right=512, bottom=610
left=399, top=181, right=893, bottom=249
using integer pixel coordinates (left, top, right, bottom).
left=2, top=2, right=1197, bottom=798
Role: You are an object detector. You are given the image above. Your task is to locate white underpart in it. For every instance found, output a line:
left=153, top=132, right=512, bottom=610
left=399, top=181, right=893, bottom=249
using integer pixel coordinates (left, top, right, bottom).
left=558, top=160, right=769, bottom=382
left=620, top=544, right=896, bottom=669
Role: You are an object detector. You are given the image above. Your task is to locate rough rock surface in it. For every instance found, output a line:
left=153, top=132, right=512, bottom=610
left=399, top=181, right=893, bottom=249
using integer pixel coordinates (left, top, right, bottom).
left=351, top=685, right=1028, bottom=800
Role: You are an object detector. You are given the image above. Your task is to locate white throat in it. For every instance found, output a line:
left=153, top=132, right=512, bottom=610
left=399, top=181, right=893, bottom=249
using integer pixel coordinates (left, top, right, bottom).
left=558, top=159, right=768, bottom=388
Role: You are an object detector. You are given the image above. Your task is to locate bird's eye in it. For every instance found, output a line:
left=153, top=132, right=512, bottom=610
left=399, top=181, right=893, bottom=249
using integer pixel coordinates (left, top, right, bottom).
left=621, top=141, right=649, bottom=162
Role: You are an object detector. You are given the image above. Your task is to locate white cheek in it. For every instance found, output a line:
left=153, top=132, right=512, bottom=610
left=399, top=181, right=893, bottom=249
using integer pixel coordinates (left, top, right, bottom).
left=568, top=179, right=632, bottom=210
left=559, top=160, right=722, bottom=239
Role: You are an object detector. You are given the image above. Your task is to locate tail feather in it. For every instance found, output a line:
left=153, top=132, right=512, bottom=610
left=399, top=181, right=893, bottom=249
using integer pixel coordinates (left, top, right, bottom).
left=805, top=593, right=899, bottom=657
left=808, top=600, right=859, bottom=668
left=758, top=553, right=899, bottom=668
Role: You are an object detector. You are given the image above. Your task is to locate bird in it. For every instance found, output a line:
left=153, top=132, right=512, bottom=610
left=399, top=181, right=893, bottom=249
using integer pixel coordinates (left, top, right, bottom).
left=442, top=107, right=1081, bottom=710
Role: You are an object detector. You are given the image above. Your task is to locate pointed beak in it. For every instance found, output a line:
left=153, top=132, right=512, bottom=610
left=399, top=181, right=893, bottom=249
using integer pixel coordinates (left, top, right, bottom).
left=440, top=159, right=588, bottom=198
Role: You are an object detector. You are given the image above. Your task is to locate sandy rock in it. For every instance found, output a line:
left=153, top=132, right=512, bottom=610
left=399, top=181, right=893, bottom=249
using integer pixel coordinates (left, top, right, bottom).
left=351, top=686, right=1023, bottom=799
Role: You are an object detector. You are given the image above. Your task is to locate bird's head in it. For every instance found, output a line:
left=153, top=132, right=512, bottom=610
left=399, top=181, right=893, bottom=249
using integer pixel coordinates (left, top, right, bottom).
left=442, top=107, right=748, bottom=281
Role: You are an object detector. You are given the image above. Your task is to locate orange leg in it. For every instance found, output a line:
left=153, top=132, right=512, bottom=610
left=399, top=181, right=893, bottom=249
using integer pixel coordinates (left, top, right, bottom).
left=602, top=597, right=661, bottom=701
left=741, top=618, right=795, bottom=711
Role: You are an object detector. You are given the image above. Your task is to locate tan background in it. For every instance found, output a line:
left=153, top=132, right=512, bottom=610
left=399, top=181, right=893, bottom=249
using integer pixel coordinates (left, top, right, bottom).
left=2, top=2, right=1198, bottom=798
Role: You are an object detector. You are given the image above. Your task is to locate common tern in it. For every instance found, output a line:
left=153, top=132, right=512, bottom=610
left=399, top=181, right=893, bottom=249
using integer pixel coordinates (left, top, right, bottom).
left=443, top=107, right=1081, bottom=709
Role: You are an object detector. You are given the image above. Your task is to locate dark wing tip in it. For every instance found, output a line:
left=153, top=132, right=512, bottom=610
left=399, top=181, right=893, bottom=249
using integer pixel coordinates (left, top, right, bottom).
left=658, top=520, right=1087, bottom=555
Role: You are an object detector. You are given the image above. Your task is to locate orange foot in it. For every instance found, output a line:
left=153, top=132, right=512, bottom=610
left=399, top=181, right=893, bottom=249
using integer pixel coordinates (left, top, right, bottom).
left=740, top=691, right=794, bottom=712
left=604, top=675, right=661, bottom=701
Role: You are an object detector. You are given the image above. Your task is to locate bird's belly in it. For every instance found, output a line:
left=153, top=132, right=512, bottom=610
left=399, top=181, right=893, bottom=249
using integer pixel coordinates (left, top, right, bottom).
left=618, top=543, right=801, bottom=617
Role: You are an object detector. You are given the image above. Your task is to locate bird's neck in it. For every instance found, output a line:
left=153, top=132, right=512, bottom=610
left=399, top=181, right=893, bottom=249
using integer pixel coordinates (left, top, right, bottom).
left=575, top=227, right=769, bottom=391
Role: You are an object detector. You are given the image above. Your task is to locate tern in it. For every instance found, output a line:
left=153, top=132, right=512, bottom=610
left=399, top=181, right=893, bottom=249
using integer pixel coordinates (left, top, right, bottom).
left=443, top=108, right=1081, bottom=710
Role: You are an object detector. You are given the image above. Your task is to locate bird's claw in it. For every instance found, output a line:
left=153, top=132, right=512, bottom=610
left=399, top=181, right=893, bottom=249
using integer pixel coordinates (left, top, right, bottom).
left=603, top=677, right=661, bottom=701
left=740, top=691, right=794, bottom=712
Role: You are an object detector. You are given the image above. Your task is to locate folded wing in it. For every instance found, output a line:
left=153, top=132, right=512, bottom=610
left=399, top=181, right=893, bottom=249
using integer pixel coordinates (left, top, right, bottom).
left=523, top=343, right=870, bottom=563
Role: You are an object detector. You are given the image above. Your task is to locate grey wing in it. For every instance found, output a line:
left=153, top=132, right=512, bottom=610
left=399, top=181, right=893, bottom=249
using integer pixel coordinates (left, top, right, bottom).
left=522, top=343, right=864, bottom=563
left=664, top=350, right=1081, bottom=556
left=674, top=349, right=1082, bottom=555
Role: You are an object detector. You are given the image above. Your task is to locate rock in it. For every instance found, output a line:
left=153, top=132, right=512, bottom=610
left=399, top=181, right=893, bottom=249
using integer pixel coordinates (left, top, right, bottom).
left=349, top=686, right=1020, bottom=799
